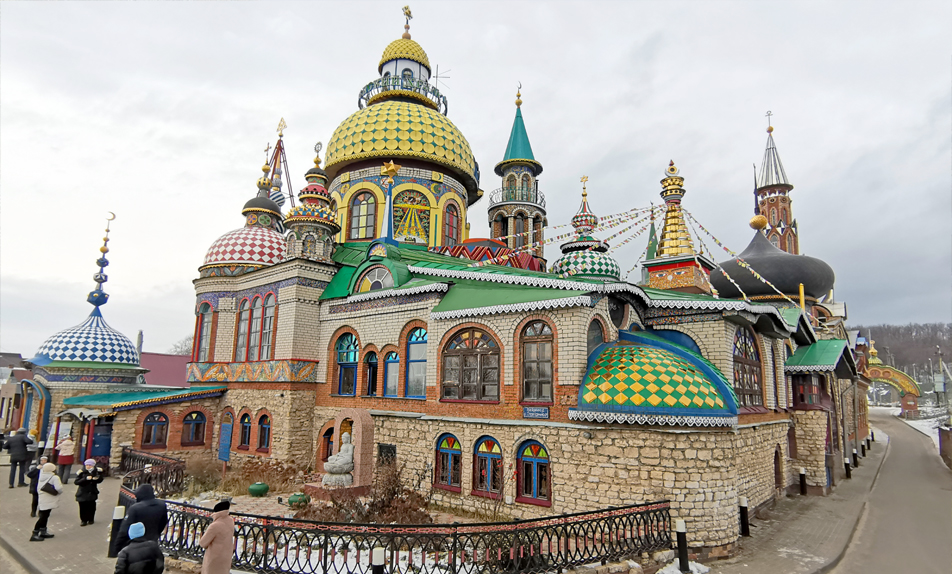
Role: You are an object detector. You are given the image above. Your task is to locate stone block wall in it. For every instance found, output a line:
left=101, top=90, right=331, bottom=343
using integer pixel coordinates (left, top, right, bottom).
left=791, top=410, right=829, bottom=490
left=109, top=396, right=224, bottom=467
left=221, top=385, right=317, bottom=467
left=732, top=419, right=792, bottom=510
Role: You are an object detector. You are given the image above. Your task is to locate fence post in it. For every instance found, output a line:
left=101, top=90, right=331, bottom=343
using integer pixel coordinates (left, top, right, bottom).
left=799, top=467, right=807, bottom=496
left=844, top=457, right=852, bottom=479
left=451, top=522, right=459, bottom=574
left=108, top=505, right=126, bottom=557
left=675, top=519, right=689, bottom=573
left=322, top=532, right=329, bottom=574
left=372, top=547, right=385, bottom=574
left=738, top=497, right=750, bottom=537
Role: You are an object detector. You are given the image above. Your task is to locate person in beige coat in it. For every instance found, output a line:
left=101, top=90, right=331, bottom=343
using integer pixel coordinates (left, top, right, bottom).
left=31, top=463, right=63, bottom=541
left=198, top=500, right=234, bottom=574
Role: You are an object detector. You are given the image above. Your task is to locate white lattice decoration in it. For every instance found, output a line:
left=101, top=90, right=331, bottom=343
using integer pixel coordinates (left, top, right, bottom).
left=430, top=295, right=592, bottom=320
left=568, top=409, right=737, bottom=428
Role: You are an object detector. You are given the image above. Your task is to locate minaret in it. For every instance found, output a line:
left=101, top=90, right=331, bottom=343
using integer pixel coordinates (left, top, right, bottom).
left=640, top=162, right=715, bottom=294
left=755, top=116, right=799, bottom=254
left=489, top=87, right=547, bottom=261
left=284, top=143, right=342, bottom=262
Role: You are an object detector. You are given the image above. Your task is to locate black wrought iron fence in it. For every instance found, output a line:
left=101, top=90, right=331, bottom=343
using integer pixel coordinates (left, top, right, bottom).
left=159, top=499, right=671, bottom=574
left=118, top=447, right=186, bottom=506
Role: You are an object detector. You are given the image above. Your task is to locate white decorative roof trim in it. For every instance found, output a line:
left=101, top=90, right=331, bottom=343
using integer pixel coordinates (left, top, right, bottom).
left=431, top=295, right=592, bottom=320
left=569, top=409, right=737, bottom=428
left=784, top=364, right=836, bottom=373
left=405, top=268, right=791, bottom=330
left=346, top=282, right=448, bottom=303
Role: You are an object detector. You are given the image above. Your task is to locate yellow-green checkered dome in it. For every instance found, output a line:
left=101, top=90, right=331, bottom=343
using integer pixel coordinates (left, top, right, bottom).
left=569, top=333, right=738, bottom=427
left=324, top=100, right=478, bottom=193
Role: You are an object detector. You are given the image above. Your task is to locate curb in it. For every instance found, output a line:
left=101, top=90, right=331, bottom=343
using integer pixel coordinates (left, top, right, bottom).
left=813, top=431, right=891, bottom=574
left=0, top=531, right=47, bottom=574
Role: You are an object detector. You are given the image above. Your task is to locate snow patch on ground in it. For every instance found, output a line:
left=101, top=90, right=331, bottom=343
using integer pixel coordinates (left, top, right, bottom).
left=899, top=414, right=944, bottom=451
left=659, top=560, right=710, bottom=574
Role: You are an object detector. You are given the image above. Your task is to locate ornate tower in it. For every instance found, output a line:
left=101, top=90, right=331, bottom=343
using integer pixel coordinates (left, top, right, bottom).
left=755, top=121, right=799, bottom=254
left=641, top=162, right=715, bottom=294
left=488, top=89, right=547, bottom=260
left=285, top=144, right=341, bottom=262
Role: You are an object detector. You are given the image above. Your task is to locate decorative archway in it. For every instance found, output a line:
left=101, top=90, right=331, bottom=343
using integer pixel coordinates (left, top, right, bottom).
left=331, top=408, right=374, bottom=488
left=867, top=365, right=920, bottom=415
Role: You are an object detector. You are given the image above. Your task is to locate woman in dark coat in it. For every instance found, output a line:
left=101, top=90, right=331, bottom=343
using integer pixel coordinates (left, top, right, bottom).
left=74, top=458, right=104, bottom=526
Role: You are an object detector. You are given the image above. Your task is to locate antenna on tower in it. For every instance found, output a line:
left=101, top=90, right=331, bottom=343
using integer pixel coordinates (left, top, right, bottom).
left=433, top=64, right=451, bottom=91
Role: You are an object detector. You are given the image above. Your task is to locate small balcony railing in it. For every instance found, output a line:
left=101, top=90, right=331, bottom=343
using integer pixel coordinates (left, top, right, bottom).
left=358, top=76, right=449, bottom=115
left=489, top=185, right=546, bottom=209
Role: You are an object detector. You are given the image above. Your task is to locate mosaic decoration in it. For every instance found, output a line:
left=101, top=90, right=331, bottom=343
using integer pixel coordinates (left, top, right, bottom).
left=357, top=267, right=395, bottom=293
left=34, top=369, right=136, bottom=384
left=324, top=100, right=477, bottom=189
left=198, top=277, right=329, bottom=310
left=477, top=438, right=501, bottom=454
left=570, top=344, right=735, bottom=427
left=432, top=244, right=542, bottom=271
left=550, top=250, right=621, bottom=280
left=393, top=189, right=430, bottom=243
left=378, top=37, right=431, bottom=71
left=202, top=226, right=286, bottom=268
left=430, top=295, right=592, bottom=321
left=186, top=359, right=319, bottom=383
left=330, top=167, right=467, bottom=201
left=34, top=308, right=139, bottom=365
left=369, top=244, right=389, bottom=257
left=329, top=291, right=444, bottom=315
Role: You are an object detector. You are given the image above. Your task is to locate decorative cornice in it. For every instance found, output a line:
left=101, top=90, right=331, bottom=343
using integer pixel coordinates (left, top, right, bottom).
left=346, top=282, right=449, bottom=303
left=569, top=409, right=737, bottom=428
left=406, top=265, right=595, bottom=291
left=784, top=365, right=836, bottom=373
left=431, top=295, right=592, bottom=320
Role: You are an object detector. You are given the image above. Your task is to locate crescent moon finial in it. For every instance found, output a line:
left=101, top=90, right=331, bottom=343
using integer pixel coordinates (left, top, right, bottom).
left=106, top=211, right=116, bottom=221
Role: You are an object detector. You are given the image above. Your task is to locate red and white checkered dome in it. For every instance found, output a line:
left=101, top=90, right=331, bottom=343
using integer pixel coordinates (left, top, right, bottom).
left=202, top=226, right=286, bottom=267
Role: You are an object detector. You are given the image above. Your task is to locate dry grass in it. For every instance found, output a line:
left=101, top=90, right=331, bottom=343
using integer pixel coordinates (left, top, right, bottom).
left=219, top=458, right=309, bottom=497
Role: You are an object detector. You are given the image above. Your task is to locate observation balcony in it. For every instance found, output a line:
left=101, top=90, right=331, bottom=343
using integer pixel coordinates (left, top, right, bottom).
left=488, top=184, right=546, bottom=211
left=358, top=76, right=449, bottom=115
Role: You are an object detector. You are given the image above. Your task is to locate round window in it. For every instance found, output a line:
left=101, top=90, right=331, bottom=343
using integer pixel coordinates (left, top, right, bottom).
left=608, top=297, right=626, bottom=328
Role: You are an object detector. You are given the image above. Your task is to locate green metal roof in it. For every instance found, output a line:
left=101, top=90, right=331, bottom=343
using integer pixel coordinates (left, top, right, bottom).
left=645, top=222, right=658, bottom=260
left=780, top=307, right=802, bottom=329
left=502, top=107, right=536, bottom=163
left=433, top=282, right=589, bottom=314
left=62, top=385, right=226, bottom=410
left=785, top=339, right=848, bottom=370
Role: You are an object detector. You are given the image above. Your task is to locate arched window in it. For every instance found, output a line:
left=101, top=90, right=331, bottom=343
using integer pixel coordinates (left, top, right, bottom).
left=444, top=204, right=460, bottom=246
left=357, top=266, right=394, bottom=293
left=239, top=414, right=251, bottom=448
left=142, top=413, right=168, bottom=448
left=383, top=352, right=400, bottom=397
left=473, top=437, right=502, bottom=496
left=608, top=297, right=626, bottom=328
left=247, top=297, right=263, bottom=361
left=587, top=320, right=604, bottom=357
left=514, top=216, right=526, bottom=248
left=516, top=441, right=550, bottom=504
left=257, top=415, right=271, bottom=451
left=321, top=427, right=334, bottom=462
left=195, top=303, right=213, bottom=362
left=435, top=434, right=462, bottom=491
left=365, top=352, right=378, bottom=396
left=505, top=175, right=517, bottom=192
left=182, top=412, right=206, bottom=446
left=780, top=208, right=788, bottom=223
left=769, top=207, right=778, bottom=226
left=406, top=328, right=427, bottom=398
left=337, top=334, right=359, bottom=396
left=401, top=68, right=413, bottom=82
left=733, top=328, right=763, bottom=407
left=772, top=344, right=781, bottom=409
left=521, top=174, right=531, bottom=195
left=350, top=192, right=377, bottom=239
left=522, top=321, right=553, bottom=402
left=770, top=235, right=780, bottom=248
left=786, top=234, right=796, bottom=253
left=787, top=427, right=798, bottom=459
left=235, top=299, right=251, bottom=361
left=259, top=294, right=276, bottom=361
left=442, top=328, right=499, bottom=401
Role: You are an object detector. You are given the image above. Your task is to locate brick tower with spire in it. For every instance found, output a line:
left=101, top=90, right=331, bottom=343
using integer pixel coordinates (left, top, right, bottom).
left=755, top=120, right=799, bottom=254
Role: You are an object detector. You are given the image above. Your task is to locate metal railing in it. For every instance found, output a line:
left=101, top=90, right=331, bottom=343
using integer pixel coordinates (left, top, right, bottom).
left=358, top=76, right=449, bottom=115
left=488, top=186, right=546, bottom=209
left=158, top=499, right=671, bottom=574
left=118, top=447, right=186, bottom=505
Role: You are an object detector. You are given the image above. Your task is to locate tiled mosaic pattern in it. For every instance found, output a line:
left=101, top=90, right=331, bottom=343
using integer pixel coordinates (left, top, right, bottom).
left=35, top=309, right=139, bottom=365
left=203, top=226, right=286, bottom=267
left=550, top=250, right=621, bottom=280
left=581, top=344, right=727, bottom=410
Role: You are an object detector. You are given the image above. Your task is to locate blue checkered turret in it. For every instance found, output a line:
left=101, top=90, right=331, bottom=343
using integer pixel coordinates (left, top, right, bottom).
left=33, top=308, right=140, bottom=365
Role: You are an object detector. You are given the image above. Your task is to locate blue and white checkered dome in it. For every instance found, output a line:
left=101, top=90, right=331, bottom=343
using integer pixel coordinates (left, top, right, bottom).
left=32, top=308, right=139, bottom=366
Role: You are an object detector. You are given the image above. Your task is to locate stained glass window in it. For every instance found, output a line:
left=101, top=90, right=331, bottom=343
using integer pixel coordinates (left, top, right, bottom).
left=182, top=412, right=206, bottom=446
left=239, top=414, right=251, bottom=447
left=517, top=440, right=550, bottom=502
left=350, top=192, right=376, bottom=239
left=473, top=437, right=502, bottom=494
left=337, top=334, right=359, bottom=396
left=444, top=204, right=459, bottom=246
left=733, top=328, right=763, bottom=407
left=442, top=328, right=499, bottom=401
left=142, top=413, right=168, bottom=447
left=435, top=434, right=461, bottom=488
left=358, top=267, right=394, bottom=293
left=406, top=328, right=427, bottom=398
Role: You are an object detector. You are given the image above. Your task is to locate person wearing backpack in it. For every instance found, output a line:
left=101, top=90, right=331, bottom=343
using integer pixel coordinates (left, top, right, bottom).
left=31, top=463, right=63, bottom=542
left=114, top=522, right=165, bottom=574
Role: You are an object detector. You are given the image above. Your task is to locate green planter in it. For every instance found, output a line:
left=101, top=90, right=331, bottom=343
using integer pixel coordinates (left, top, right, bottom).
left=288, top=492, right=311, bottom=509
left=248, top=482, right=270, bottom=497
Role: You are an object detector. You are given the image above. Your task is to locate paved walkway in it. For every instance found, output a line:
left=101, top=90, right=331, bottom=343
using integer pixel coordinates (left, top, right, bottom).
left=711, top=425, right=889, bottom=573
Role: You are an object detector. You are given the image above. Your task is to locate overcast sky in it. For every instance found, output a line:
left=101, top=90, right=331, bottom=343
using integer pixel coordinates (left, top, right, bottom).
left=1, top=1, right=950, bottom=356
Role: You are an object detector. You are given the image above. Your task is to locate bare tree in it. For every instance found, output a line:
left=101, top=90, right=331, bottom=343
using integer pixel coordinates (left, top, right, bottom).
left=167, top=336, right=193, bottom=355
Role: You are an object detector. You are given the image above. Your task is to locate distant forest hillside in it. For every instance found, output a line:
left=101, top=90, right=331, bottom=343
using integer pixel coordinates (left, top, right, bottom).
left=846, top=323, right=951, bottom=379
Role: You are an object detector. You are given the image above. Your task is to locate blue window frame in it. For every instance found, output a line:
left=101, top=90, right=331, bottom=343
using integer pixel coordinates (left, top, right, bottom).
left=517, top=440, right=550, bottom=504
left=384, top=352, right=400, bottom=397
left=406, top=328, right=427, bottom=398
left=239, top=414, right=251, bottom=448
left=337, top=333, right=359, bottom=396
left=366, top=352, right=378, bottom=396
left=473, top=436, right=503, bottom=495
left=435, top=433, right=462, bottom=490
left=142, top=413, right=168, bottom=448
left=257, top=415, right=271, bottom=451
left=182, top=411, right=206, bottom=445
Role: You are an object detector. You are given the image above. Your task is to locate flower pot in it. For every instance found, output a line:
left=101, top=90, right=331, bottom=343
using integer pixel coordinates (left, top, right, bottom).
left=288, top=492, right=311, bottom=509
left=248, top=482, right=270, bottom=497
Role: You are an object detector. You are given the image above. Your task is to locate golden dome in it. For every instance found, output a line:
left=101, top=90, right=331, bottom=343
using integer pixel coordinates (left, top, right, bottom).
left=749, top=214, right=768, bottom=230
left=324, top=100, right=478, bottom=192
left=378, top=38, right=431, bottom=73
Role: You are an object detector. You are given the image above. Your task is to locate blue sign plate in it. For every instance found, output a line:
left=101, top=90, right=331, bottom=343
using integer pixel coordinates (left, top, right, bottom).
left=523, top=406, right=549, bottom=419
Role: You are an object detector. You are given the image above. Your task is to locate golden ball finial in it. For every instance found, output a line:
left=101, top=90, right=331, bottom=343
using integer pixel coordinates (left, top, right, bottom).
left=402, top=24, right=411, bottom=39
left=262, top=163, right=271, bottom=174
left=767, top=125, right=774, bottom=133
left=515, top=90, right=522, bottom=108
left=749, top=214, right=768, bottom=230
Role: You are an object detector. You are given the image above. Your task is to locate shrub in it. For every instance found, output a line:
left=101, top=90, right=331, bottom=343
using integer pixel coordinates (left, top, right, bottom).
left=182, top=457, right=222, bottom=497
left=220, top=458, right=308, bottom=496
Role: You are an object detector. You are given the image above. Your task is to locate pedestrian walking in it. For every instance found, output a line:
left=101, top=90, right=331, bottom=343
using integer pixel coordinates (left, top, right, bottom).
left=26, top=429, right=39, bottom=461
left=114, top=484, right=169, bottom=552
left=55, top=436, right=75, bottom=484
left=31, top=463, right=63, bottom=542
left=199, top=500, right=234, bottom=574
left=114, top=522, right=165, bottom=574
left=26, top=455, right=50, bottom=517
left=74, top=458, right=104, bottom=526
left=5, top=427, right=34, bottom=488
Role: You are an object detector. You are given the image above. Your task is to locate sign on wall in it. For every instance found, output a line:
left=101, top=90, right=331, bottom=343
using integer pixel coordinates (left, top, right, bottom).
left=523, top=406, right=549, bottom=420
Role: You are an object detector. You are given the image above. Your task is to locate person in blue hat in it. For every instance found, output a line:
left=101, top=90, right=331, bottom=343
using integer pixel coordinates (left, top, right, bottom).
left=114, top=521, right=165, bottom=574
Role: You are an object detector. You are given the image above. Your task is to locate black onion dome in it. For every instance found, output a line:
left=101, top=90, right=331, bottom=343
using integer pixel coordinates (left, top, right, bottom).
left=306, top=166, right=327, bottom=178
left=711, top=231, right=834, bottom=300
left=242, top=196, right=282, bottom=215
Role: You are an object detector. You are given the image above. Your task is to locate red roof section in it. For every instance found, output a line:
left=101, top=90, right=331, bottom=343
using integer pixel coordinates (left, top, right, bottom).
left=139, top=352, right=190, bottom=388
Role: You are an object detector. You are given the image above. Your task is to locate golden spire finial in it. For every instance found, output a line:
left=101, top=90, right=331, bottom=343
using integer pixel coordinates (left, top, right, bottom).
left=766, top=110, right=774, bottom=133
left=277, top=118, right=287, bottom=138
left=313, top=142, right=323, bottom=167
left=515, top=81, right=522, bottom=108
left=749, top=214, right=768, bottom=230
left=580, top=175, right=589, bottom=198
left=402, top=5, right=413, bottom=38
